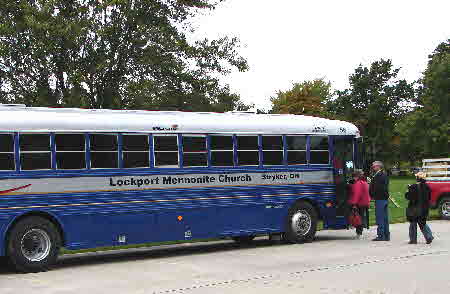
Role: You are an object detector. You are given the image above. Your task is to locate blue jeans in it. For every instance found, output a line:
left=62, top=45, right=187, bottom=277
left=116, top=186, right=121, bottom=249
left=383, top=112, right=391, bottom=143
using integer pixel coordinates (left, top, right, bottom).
left=375, top=200, right=390, bottom=240
left=409, top=220, right=433, bottom=242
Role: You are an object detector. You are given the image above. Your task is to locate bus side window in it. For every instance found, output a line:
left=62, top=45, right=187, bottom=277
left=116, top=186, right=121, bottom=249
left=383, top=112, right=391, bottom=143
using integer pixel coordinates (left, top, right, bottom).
left=210, top=135, right=234, bottom=166
left=310, top=136, right=329, bottom=164
left=237, top=135, right=259, bottom=166
left=19, top=134, right=51, bottom=170
left=90, top=134, right=118, bottom=169
left=55, top=134, right=86, bottom=170
left=286, top=136, right=307, bottom=165
left=0, top=134, right=15, bottom=170
left=182, top=135, right=207, bottom=167
left=262, top=136, right=283, bottom=166
left=154, top=135, right=179, bottom=168
left=122, top=134, right=149, bottom=168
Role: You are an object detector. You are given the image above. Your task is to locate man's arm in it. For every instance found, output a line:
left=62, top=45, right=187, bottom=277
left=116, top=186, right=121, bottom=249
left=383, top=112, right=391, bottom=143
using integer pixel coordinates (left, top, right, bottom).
left=383, top=173, right=389, bottom=197
left=369, top=177, right=375, bottom=198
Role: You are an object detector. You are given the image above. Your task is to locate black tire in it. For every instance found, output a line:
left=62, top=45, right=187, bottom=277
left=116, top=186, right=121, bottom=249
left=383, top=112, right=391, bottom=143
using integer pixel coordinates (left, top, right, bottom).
left=285, top=201, right=318, bottom=243
left=232, top=235, right=256, bottom=244
left=438, top=196, right=450, bottom=220
left=6, top=216, right=61, bottom=273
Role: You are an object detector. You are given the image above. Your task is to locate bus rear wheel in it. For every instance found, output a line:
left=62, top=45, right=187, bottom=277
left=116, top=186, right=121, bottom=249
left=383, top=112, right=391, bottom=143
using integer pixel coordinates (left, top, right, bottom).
left=439, top=196, right=450, bottom=220
left=7, top=216, right=61, bottom=273
left=285, top=201, right=318, bottom=243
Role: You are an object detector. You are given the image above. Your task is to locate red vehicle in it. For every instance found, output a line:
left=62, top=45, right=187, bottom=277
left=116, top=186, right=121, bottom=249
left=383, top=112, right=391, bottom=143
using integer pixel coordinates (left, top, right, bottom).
left=423, top=158, right=450, bottom=220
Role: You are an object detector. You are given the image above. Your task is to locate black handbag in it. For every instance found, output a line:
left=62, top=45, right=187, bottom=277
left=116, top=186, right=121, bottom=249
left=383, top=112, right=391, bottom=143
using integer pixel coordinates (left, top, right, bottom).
left=406, top=205, right=420, bottom=218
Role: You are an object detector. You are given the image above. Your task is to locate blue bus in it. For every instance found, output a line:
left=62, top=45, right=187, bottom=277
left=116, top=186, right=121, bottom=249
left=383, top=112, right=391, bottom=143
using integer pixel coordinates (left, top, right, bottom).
left=0, top=105, right=362, bottom=272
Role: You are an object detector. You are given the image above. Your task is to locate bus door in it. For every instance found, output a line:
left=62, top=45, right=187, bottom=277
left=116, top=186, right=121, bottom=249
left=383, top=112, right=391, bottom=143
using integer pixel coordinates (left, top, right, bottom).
left=354, top=137, right=367, bottom=174
left=332, top=136, right=355, bottom=218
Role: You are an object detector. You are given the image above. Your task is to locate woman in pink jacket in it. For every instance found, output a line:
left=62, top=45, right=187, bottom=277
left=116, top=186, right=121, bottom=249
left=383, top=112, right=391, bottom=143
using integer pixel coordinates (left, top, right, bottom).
left=348, top=170, right=371, bottom=238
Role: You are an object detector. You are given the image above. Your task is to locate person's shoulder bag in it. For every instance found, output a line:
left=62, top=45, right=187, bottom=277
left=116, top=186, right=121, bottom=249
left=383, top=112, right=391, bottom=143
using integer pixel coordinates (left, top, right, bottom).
left=406, top=184, right=421, bottom=219
left=348, top=206, right=362, bottom=227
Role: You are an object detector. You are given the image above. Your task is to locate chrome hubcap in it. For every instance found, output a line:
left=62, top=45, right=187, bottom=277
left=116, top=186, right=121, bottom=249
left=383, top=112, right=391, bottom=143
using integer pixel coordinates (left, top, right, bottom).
left=20, top=229, right=51, bottom=262
left=442, top=201, right=450, bottom=217
left=291, top=210, right=312, bottom=236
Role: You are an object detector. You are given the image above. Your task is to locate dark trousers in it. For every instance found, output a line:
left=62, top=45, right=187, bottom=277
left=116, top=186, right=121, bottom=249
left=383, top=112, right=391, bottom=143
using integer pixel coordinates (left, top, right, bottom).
left=355, top=207, right=369, bottom=235
left=375, top=200, right=390, bottom=240
left=409, top=219, right=433, bottom=242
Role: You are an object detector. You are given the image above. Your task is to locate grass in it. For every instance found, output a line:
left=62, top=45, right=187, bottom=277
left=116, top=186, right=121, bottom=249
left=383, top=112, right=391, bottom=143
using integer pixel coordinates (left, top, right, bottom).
left=62, top=176, right=436, bottom=255
left=372, top=176, right=440, bottom=225
left=382, top=176, right=414, bottom=224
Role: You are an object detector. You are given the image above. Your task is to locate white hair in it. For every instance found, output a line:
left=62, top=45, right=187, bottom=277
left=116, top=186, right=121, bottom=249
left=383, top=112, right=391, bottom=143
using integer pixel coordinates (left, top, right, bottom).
left=372, top=161, right=384, bottom=168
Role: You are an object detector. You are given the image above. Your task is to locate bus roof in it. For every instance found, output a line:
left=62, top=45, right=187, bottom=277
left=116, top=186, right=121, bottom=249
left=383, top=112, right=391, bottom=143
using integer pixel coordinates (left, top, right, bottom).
left=0, top=104, right=359, bottom=136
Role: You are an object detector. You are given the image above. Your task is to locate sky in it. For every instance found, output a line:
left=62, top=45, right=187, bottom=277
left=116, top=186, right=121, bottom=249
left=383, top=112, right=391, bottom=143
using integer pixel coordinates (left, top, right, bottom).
left=191, top=0, right=450, bottom=110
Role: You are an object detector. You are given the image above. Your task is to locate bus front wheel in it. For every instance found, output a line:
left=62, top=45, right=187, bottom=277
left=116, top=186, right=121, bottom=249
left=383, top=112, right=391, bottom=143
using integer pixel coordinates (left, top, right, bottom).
left=6, top=216, right=61, bottom=273
left=285, top=201, right=318, bottom=243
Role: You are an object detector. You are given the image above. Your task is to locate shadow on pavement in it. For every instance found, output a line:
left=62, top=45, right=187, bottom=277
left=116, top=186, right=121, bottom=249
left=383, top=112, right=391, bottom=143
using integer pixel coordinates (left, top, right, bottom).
left=0, top=257, right=12, bottom=274
left=0, top=233, right=356, bottom=274
left=56, top=239, right=283, bottom=269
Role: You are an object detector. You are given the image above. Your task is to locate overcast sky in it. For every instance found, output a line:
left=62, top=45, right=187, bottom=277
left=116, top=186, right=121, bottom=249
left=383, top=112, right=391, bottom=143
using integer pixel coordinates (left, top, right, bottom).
left=192, top=0, right=449, bottom=110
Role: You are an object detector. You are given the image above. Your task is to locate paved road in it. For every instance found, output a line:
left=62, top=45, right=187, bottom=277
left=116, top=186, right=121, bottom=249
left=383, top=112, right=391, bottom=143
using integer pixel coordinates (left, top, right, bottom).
left=1, top=221, right=449, bottom=294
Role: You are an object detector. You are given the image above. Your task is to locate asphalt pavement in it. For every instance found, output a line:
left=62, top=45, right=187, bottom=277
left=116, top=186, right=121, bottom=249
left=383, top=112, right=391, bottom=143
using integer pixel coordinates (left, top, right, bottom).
left=1, top=221, right=449, bottom=294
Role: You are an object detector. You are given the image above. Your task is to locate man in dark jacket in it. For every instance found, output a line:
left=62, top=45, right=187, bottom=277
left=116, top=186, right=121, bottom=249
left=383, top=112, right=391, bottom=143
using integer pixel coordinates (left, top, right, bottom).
left=369, top=161, right=390, bottom=241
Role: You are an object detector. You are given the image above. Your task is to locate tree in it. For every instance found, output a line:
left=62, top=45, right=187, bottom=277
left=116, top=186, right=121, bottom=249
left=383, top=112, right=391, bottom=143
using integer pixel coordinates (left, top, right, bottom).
left=327, top=59, right=415, bottom=166
left=395, top=110, right=428, bottom=164
left=396, top=40, right=450, bottom=159
left=0, top=0, right=251, bottom=111
left=270, top=79, right=332, bottom=116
